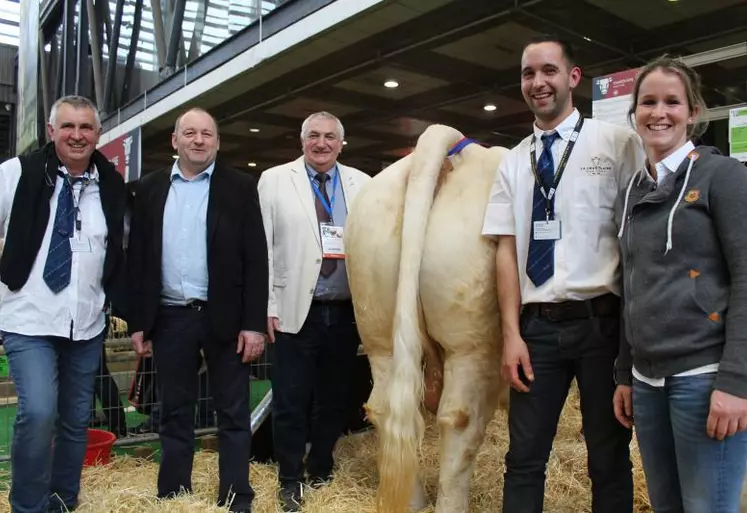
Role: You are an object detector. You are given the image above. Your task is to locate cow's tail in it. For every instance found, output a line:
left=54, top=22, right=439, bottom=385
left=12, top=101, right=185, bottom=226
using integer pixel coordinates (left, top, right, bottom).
left=378, top=124, right=465, bottom=513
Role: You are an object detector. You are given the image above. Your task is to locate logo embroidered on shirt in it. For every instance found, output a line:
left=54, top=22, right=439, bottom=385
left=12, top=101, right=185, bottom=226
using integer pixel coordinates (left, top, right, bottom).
left=581, top=155, right=613, bottom=176
left=684, top=189, right=700, bottom=203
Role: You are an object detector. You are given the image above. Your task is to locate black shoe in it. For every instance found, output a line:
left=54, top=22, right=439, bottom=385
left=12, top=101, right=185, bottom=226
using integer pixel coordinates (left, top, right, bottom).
left=279, top=482, right=303, bottom=513
left=218, top=496, right=251, bottom=512
left=306, top=474, right=333, bottom=490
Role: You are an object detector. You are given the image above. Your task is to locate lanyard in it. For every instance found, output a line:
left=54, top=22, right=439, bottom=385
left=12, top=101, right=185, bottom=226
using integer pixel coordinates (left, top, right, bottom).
left=60, top=169, right=92, bottom=232
left=309, top=167, right=339, bottom=220
left=529, top=116, right=584, bottom=220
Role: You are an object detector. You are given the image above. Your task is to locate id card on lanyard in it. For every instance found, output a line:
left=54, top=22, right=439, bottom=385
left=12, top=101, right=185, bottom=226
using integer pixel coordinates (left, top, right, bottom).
left=529, top=116, right=584, bottom=240
left=309, top=169, right=346, bottom=259
left=64, top=170, right=94, bottom=252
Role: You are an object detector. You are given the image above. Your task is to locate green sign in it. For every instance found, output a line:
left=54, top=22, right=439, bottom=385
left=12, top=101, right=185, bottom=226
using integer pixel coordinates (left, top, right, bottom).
left=730, top=107, right=747, bottom=163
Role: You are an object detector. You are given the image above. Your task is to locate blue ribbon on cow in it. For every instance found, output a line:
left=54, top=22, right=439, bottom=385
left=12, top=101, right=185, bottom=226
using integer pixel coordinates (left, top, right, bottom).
left=446, top=137, right=478, bottom=157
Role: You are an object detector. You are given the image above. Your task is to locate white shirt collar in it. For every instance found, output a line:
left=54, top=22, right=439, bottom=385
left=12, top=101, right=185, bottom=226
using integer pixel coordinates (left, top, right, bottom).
left=532, top=108, right=581, bottom=143
left=59, top=164, right=99, bottom=182
left=655, top=140, right=696, bottom=180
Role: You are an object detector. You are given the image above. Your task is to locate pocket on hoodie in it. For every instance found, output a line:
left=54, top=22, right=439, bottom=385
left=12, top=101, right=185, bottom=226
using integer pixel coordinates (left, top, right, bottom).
left=688, top=271, right=724, bottom=320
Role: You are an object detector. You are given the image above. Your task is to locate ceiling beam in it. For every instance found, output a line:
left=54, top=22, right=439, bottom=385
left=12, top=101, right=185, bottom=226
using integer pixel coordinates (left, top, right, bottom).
left=633, top=3, right=747, bottom=56
left=207, top=0, right=545, bottom=124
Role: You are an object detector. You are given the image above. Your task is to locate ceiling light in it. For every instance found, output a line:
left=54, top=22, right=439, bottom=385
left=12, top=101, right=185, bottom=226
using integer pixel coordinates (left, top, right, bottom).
left=384, top=80, right=399, bottom=88
left=172, top=155, right=178, bottom=159
left=343, top=141, right=348, bottom=145
left=249, top=128, right=260, bottom=133
left=483, top=103, right=497, bottom=112
left=583, top=36, right=592, bottom=42
left=247, top=162, right=257, bottom=167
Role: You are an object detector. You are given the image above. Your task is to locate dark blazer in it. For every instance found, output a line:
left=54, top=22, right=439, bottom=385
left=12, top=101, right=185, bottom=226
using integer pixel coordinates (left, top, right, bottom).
left=127, top=161, right=269, bottom=341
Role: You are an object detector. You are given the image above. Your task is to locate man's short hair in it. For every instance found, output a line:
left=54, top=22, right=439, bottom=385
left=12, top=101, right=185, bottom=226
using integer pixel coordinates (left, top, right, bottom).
left=173, top=107, right=220, bottom=136
left=300, top=111, right=345, bottom=141
left=522, top=34, right=577, bottom=68
left=49, top=95, right=101, bottom=130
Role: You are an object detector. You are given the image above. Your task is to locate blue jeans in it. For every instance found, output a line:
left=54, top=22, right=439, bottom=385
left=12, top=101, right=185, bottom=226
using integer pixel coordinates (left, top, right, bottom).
left=633, top=374, right=747, bottom=513
left=3, top=331, right=104, bottom=513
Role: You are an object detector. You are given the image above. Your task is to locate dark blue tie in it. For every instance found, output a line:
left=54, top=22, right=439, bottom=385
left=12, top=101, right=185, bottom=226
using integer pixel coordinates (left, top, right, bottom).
left=526, top=132, right=560, bottom=287
left=43, top=174, right=80, bottom=293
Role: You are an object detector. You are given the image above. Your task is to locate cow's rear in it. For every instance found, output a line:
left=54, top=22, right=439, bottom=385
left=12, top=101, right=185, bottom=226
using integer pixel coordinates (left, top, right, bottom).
left=346, top=125, right=509, bottom=512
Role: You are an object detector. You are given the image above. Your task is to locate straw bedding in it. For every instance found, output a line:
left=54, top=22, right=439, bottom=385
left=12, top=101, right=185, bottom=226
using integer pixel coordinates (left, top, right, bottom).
left=0, top=386, right=651, bottom=513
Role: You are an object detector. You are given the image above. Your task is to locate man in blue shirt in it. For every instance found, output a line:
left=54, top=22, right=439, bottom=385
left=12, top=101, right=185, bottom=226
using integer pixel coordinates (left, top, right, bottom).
left=128, top=107, right=268, bottom=513
left=258, top=111, right=371, bottom=512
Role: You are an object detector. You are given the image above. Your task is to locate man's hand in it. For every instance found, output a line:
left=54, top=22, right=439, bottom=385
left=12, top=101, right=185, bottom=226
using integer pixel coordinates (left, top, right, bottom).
left=707, top=389, right=747, bottom=440
left=237, top=330, right=265, bottom=363
left=613, top=385, right=634, bottom=429
left=501, top=333, right=534, bottom=393
left=131, top=331, right=152, bottom=357
left=267, top=317, right=280, bottom=343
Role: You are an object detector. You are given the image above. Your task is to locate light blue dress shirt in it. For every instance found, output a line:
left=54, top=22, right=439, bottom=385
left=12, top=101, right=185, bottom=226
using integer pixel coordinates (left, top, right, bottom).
left=305, top=163, right=351, bottom=301
left=160, top=161, right=214, bottom=305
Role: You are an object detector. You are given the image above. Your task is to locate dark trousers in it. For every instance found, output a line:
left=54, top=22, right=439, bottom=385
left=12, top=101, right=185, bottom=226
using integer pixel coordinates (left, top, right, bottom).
left=152, top=305, right=254, bottom=511
left=142, top=366, right=216, bottom=431
left=502, top=304, right=633, bottom=513
left=271, top=300, right=360, bottom=485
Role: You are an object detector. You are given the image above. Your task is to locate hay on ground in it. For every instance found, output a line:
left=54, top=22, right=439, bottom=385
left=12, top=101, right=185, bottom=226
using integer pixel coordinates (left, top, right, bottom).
left=0, top=386, right=651, bottom=512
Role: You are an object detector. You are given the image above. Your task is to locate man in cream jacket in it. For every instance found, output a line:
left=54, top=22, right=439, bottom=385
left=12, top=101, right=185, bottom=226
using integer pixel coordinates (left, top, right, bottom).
left=257, top=111, right=371, bottom=512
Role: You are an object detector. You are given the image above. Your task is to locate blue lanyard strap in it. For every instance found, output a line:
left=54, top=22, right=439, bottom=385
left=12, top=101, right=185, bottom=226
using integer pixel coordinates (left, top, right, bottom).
left=309, top=167, right=339, bottom=218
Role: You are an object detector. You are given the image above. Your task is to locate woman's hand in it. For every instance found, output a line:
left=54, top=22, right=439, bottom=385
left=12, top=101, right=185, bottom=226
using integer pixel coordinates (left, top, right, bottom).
left=707, top=390, right=747, bottom=440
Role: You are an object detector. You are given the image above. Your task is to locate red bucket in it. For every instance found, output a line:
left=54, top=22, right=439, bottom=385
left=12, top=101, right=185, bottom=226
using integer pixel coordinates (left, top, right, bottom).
left=83, top=429, right=117, bottom=466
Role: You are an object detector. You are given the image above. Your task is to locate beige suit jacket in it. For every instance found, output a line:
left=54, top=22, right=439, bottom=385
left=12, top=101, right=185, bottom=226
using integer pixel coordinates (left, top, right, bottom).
left=257, top=156, right=371, bottom=334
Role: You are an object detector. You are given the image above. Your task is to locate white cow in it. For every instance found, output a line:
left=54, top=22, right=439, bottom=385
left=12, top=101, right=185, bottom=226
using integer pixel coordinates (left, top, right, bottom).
left=345, top=124, right=510, bottom=512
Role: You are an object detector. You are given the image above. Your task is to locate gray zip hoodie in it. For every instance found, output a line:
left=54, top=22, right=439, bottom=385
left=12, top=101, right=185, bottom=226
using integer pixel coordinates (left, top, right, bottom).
left=614, top=145, right=747, bottom=398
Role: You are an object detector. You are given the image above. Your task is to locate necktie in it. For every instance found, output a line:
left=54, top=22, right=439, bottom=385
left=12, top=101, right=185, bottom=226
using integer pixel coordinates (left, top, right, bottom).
left=43, top=174, right=81, bottom=293
left=526, top=132, right=560, bottom=288
left=313, top=172, right=337, bottom=278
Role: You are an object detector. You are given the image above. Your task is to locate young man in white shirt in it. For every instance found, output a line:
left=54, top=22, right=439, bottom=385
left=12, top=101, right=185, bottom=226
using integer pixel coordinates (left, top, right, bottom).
left=0, top=96, right=127, bottom=513
left=482, top=35, right=644, bottom=513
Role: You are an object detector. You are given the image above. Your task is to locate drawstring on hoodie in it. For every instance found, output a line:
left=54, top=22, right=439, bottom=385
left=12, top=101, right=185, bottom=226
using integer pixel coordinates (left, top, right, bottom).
left=617, top=154, right=697, bottom=254
left=617, top=169, right=643, bottom=240
left=664, top=155, right=695, bottom=254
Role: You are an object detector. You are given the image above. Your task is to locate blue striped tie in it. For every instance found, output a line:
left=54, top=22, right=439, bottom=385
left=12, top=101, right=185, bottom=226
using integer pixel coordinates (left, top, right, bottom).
left=43, top=174, right=80, bottom=293
left=526, top=132, right=560, bottom=287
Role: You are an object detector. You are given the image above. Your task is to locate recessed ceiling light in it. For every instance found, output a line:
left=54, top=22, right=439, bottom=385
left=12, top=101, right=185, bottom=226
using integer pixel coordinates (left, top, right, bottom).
left=249, top=128, right=260, bottom=133
left=247, top=162, right=257, bottom=167
left=172, top=155, right=178, bottom=159
left=384, top=80, right=399, bottom=88
left=483, top=103, right=497, bottom=112
left=342, top=141, right=348, bottom=145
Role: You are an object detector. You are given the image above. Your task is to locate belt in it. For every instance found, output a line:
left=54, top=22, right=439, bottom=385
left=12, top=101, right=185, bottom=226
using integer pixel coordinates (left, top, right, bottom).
left=522, top=293, right=619, bottom=322
left=162, top=299, right=208, bottom=312
left=311, top=299, right=352, bottom=306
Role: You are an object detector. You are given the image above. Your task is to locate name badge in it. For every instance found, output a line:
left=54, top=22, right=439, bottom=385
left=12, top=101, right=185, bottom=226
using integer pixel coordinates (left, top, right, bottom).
left=69, top=234, right=92, bottom=252
left=533, top=220, right=561, bottom=241
left=320, top=223, right=345, bottom=259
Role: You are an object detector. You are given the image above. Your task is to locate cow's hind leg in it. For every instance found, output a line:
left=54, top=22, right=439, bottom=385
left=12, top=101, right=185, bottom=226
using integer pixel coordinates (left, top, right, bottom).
left=434, top=350, right=500, bottom=513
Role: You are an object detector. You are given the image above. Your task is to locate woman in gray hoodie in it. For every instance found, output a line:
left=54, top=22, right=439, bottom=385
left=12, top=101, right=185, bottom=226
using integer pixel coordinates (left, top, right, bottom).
left=613, top=55, right=747, bottom=513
